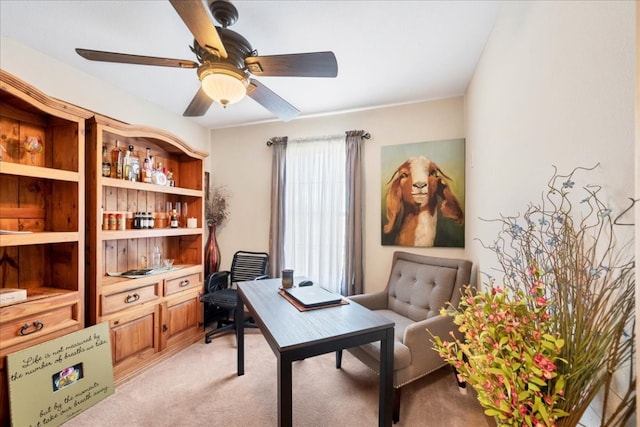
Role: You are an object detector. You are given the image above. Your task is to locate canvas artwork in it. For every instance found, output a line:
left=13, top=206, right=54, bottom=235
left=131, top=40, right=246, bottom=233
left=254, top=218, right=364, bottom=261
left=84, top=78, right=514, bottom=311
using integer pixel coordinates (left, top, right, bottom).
left=381, top=139, right=465, bottom=247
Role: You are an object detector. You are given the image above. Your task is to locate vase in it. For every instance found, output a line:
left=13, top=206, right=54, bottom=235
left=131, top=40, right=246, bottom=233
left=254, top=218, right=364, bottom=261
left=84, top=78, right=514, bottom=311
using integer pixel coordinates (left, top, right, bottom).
left=204, top=223, right=221, bottom=277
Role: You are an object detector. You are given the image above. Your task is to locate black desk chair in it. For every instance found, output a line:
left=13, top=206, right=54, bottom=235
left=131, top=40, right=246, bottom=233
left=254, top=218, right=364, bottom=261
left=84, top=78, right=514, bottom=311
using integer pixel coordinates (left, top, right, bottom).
left=200, top=250, right=269, bottom=344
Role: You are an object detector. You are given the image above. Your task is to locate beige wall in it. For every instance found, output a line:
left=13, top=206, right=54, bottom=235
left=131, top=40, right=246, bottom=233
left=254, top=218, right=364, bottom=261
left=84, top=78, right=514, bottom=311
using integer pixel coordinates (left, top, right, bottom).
left=209, top=98, right=466, bottom=292
left=465, top=1, right=635, bottom=424
left=465, top=1, right=635, bottom=283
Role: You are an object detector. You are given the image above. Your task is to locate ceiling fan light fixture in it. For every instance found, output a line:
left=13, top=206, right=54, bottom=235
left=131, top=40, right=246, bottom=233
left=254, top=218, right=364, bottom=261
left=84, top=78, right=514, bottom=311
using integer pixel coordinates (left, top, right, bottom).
left=199, top=64, right=249, bottom=107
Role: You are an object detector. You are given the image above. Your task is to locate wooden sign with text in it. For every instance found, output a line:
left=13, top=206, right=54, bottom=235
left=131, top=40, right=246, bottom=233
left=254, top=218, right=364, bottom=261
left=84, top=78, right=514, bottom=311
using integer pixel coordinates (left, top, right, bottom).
left=7, top=322, right=114, bottom=427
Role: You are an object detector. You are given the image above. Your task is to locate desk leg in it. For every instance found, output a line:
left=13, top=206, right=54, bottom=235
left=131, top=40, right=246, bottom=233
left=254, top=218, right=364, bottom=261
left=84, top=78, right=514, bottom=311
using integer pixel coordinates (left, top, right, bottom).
left=379, top=327, right=394, bottom=427
left=237, top=295, right=244, bottom=376
left=278, top=355, right=293, bottom=427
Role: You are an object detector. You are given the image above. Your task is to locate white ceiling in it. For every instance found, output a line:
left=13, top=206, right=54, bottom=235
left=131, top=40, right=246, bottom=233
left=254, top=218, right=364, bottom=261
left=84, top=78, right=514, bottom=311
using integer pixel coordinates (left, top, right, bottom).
left=0, top=0, right=501, bottom=130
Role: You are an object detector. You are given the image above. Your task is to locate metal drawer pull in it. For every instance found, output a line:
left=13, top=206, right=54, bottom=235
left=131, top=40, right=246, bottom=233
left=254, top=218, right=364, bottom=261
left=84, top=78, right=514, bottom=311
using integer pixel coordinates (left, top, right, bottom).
left=125, top=293, right=140, bottom=303
left=179, top=279, right=190, bottom=287
left=19, top=321, right=44, bottom=336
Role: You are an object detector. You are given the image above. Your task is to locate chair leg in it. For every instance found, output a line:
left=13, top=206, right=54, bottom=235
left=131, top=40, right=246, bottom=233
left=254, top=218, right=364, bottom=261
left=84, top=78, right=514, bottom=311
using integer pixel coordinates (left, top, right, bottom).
left=335, top=349, right=343, bottom=368
left=204, top=308, right=237, bottom=344
left=393, top=387, right=401, bottom=423
left=204, top=322, right=236, bottom=343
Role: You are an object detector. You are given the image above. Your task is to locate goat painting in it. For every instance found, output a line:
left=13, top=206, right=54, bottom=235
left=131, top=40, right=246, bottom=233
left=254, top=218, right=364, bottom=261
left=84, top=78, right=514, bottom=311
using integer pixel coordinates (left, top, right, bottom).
left=381, top=141, right=465, bottom=247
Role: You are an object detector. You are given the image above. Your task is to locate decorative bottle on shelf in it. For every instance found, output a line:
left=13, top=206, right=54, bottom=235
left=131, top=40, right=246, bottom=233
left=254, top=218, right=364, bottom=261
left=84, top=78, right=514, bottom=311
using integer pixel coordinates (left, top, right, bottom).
left=170, top=210, right=179, bottom=228
left=110, top=140, right=123, bottom=179
left=101, top=145, right=111, bottom=177
left=122, top=145, right=132, bottom=180
left=142, top=147, right=153, bottom=183
left=130, top=147, right=140, bottom=182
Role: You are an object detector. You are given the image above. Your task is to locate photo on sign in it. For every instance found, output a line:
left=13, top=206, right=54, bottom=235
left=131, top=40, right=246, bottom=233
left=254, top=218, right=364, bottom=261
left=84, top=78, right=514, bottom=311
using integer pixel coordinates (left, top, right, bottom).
left=52, top=363, right=84, bottom=391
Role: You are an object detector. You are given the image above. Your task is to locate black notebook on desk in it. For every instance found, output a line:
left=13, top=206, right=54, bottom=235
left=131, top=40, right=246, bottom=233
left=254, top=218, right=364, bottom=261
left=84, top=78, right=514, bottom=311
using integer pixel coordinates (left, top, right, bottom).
left=284, top=286, right=343, bottom=308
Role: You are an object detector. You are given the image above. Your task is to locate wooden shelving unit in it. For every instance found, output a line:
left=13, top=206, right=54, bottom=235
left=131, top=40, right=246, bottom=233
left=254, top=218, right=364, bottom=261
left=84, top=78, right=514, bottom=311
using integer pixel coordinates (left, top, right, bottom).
left=85, top=114, right=208, bottom=384
left=0, top=69, right=91, bottom=424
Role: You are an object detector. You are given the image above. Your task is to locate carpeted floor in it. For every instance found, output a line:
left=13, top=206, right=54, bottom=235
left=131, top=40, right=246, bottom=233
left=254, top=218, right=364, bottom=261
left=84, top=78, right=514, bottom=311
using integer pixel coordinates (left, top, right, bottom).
left=62, top=330, right=489, bottom=426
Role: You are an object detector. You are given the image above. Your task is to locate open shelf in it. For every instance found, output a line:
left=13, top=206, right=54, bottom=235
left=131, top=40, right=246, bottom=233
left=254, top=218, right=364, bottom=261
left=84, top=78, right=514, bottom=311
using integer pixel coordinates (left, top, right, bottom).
left=100, top=227, right=203, bottom=241
left=0, top=162, right=80, bottom=182
left=101, top=177, right=202, bottom=197
left=0, top=231, right=79, bottom=246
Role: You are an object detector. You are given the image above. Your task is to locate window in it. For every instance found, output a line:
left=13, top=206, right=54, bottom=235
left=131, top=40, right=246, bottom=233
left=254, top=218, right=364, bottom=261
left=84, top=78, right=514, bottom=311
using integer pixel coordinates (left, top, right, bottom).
left=269, top=131, right=365, bottom=296
left=283, top=136, right=345, bottom=294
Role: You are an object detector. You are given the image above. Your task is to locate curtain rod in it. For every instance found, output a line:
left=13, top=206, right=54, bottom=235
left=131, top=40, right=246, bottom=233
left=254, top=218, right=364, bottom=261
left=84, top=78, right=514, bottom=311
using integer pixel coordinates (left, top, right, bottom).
left=266, top=131, right=371, bottom=146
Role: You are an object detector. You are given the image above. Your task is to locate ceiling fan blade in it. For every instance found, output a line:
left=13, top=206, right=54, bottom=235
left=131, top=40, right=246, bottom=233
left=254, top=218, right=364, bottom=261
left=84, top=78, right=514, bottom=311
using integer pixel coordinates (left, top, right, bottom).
left=246, top=79, right=300, bottom=122
left=169, top=0, right=227, bottom=59
left=183, top=87, right=213, bottom=117
left=76, top=48, right=198, bottom=68
left=245, top=52, right=338, bottom=77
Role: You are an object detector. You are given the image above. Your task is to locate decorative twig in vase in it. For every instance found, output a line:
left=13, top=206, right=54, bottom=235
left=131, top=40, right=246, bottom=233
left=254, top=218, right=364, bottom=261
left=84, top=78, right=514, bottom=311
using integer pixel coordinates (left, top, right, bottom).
left=206, top=185, right=230, bottom=227
left=433, top=164, right=635, bottom=427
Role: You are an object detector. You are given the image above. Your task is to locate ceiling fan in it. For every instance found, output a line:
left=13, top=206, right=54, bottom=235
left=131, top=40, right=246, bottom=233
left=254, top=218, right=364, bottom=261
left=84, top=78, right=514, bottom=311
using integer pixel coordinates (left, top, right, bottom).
left=75, top=0, right=338, bottom=121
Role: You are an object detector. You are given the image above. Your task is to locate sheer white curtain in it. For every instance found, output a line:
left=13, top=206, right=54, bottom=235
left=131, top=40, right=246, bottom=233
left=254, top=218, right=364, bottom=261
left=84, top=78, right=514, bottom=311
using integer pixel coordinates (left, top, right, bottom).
left=283, top=135, right=345, bottom=293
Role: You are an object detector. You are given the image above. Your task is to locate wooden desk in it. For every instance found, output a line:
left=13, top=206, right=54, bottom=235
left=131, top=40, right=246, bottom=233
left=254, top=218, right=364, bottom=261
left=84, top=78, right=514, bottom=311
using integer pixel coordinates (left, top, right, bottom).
left=237, top=278, right=395, bottom=427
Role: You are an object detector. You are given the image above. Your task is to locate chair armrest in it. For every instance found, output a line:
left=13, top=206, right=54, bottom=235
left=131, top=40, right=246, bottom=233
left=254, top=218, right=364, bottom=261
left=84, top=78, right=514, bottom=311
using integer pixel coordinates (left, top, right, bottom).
left=348, top=292, right=388, bottom=310
left=404, top=315, right=456, bottom=349
left=204, top=271, right=230, bottom=293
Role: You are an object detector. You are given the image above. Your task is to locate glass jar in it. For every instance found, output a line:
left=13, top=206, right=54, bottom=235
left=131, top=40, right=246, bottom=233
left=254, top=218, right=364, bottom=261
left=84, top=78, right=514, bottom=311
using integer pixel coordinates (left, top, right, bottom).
left=117, top=213, right=125, bottom=230
left=133, top=212, right=141, bottom=229
left=108, top=213, right=117, bottom=231
left=102, top=213, right=110, bottom=231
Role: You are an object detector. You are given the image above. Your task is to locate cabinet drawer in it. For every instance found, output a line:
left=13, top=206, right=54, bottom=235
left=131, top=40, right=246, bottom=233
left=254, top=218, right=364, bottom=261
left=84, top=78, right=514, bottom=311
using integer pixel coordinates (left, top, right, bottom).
left=164, top=273, right=200, bottom=296
left=0, top=304, right=79, bottom=350
left=102, top=283, right=160, bottom=315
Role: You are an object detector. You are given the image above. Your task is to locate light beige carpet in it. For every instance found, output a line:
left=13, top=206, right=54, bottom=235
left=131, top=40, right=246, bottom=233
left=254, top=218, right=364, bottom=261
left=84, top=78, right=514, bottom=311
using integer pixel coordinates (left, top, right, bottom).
left=63, top=330, right=489, bottom=426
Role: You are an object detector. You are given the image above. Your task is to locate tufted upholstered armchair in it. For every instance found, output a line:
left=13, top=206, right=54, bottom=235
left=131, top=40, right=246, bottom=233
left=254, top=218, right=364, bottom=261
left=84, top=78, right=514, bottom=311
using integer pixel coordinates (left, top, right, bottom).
left=336, top=251, right=472, bottom=423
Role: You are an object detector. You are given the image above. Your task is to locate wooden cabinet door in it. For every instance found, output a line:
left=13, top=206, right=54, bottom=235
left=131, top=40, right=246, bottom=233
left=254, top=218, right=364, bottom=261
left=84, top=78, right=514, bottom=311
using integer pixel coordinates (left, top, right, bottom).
left=160, top=291, right=202, bottom=351
left=109, top=304, right=160, bottom=379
